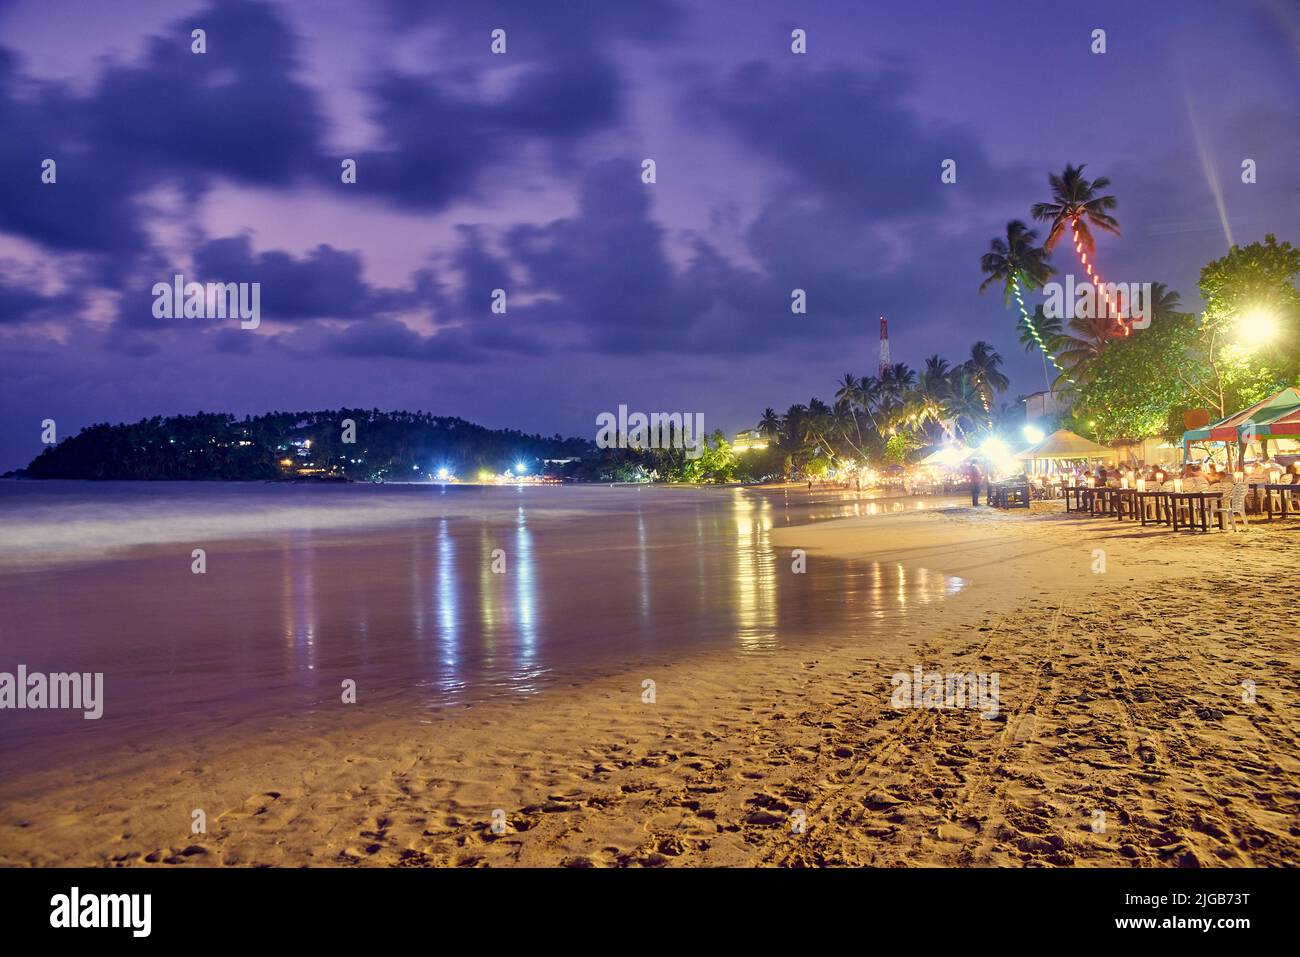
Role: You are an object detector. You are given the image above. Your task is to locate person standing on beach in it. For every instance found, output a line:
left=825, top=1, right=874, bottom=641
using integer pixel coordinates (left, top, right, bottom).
left=967, top=462, right=981, bottom=506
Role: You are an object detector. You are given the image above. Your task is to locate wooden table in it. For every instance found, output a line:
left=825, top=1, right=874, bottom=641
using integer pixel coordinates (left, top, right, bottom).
left=1165, top=491, right=1222, bottom=532
left=1090, top=486, right=1123, bottom=517
left=1063, top=486, right=1090, bottom=512
left=1250, top=482, right=1298, bottom=521
left=1133, top=490, right=1170, bottom=526
left=1110, top=488, right=1147, bottom=522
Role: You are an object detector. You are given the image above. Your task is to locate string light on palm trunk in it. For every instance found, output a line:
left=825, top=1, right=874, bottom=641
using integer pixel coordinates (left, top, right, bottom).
left=1071, top=217, right=1128, bottom=337
left=1012, top=275, right=1075, bottom=385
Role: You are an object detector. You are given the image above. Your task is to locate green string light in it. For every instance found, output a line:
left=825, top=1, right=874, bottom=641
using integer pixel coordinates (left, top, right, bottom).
left=1012, top=275, right=1075, bottom=385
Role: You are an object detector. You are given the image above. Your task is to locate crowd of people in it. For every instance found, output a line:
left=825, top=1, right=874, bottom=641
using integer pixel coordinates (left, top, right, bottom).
left=1077, top=460, right=1299, bottom=492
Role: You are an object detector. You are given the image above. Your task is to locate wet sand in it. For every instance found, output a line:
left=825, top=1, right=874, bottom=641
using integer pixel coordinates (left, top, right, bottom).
left=1, top=490, right=1297, bottom=867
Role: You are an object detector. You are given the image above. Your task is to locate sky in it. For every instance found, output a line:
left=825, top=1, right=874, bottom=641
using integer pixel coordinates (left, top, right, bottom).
left=1, top=0, right=1298, bottom=470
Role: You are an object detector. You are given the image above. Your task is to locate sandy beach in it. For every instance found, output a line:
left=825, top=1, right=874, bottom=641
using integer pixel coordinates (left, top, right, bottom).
left=1, top=491, right=1295, bottom=868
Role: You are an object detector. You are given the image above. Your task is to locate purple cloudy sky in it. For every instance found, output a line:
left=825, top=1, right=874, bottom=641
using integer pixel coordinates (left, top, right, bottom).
left=1, top=0, right=1298, bottom=470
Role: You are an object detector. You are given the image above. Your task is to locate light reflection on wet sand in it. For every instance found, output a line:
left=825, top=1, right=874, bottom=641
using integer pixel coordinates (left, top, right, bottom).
left=0, top=485, right=966, bottom=774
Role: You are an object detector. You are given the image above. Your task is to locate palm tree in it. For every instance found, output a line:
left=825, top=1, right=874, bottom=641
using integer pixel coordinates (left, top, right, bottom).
left=979, top=220, right=1054, bottom=296
left=921, top=354, right=951, bottom=386
left=834, top=373, right=860, bottom=408
left=1055, top=313, right=1116, bottom=373
left=879, top=363, right=916, bottom=405
left=1057, top=282, right=1183, bottom=381
left=757, top=408, right=782, bottom=441
left=979, top=219, right=1060, bottom=389
left=1031, top=163, right=1120, bottom=255
left=1143, top=281, right=1181, bottom=320
left=834, top=373, right=865, bottom=445
left=943, top=369, right=987, bottom=436
left=858, top=375, right=883, bottom=430
left=1019, top=305, right=1062, bottom=356
left=963, top=341, right=1009, bottom=413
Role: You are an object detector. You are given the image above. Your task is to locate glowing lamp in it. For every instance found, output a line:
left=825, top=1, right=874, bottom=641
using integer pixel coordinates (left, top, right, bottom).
left=1235, top=308, right=1280, bottom=347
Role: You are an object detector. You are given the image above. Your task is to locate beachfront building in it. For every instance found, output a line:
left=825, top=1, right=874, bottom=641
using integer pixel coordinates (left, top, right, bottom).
left=1022, top=390, right=1071, bottom=430
left=732, top=429, right=769, bottom=453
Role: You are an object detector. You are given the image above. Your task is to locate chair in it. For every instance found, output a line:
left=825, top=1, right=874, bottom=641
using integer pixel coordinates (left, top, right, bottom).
left=1204, top=482, right=1232, bottom=527
left=1224, top=482, right=1250, bottom=532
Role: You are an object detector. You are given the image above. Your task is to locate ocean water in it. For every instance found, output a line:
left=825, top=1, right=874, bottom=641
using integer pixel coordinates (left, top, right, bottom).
left=0, top=482, right=967, bottom=772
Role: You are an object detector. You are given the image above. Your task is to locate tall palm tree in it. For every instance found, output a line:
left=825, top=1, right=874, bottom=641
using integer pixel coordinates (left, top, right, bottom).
left=916, top=356, right=954, bottom=438
left=777, top=404, right=812, bottom=466
left=879, top=363, right=916, bottom=405
left=1143, top=281, right=1181, bottom=320
left=979, top=219, right=1060, bottom=388
left=963, top=341, right=1009, bottom=413
left=834, top=373, right=860, bottom=408
left=858, top=375, right=883, bottom=430
left=921, top=354, right=951, bottom=387
left=757, top=408, right=782, bottom=441
left=978, top=220, right=1054, bottom=296
left=799, top=399, right=838, bottom=458
left=943, top=369, right=987, bottom=436
left=1030, top=163, right=1120, bottom=255
left=1055, top=313, right=1116, bottom=373
left=834, top=373, right=865, bottom=445
left=1019, top=305, right=1062, bottom=356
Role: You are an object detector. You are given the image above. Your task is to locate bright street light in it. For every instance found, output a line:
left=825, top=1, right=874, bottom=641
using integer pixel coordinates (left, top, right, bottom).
left=1236, top=308, right=1280, bottom=347
left=1022, top=424, right=1045, bottom=444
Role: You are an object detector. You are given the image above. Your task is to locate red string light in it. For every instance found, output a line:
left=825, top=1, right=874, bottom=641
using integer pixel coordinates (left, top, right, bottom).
left=1070, top=218, right=1127, bottom=337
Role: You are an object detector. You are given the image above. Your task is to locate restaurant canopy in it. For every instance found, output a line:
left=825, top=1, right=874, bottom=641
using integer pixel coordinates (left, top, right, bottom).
left=1016, top=429, right=1114, bottom=462
left=1264, top=406, right=1300, bottom=436
left=1182, top=387, right=1300, bottom=448
left=918, top=444, right=976, bottom=467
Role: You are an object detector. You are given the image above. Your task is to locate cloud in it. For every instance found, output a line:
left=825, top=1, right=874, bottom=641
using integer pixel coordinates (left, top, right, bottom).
left=0, top=1, right=327, bottom=262
left=0, top=275, right=77, bottom=325
left=691, top=60, right=1020, bottom=217
left=191, top=234, right=398, bottom=322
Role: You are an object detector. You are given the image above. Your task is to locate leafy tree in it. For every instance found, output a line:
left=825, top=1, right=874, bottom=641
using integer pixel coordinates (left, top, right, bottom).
left=1070, top=234, right=1300, bottom=441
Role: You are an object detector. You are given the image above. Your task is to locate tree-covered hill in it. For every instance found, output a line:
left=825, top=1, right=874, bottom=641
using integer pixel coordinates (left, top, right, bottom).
left=20, top=409, right=593, bottom=481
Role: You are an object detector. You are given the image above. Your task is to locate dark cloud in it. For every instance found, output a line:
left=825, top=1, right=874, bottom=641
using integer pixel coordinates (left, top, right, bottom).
left=192, top=235, right=389, bottom=322
left=0, top=276, right=77, bottom=325
left=314, top=317, right=483, bottom=364
left=692, top=61, right=1015, bottom=216
left=0, top=50, right=149, bottom=258
left=0, top=1, right=325, bottom=262
left=504, top=159, right=688, bottom=353
left=350, top=0, right=679, bottom=210
left=88, top=0, right=324, bottom=186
